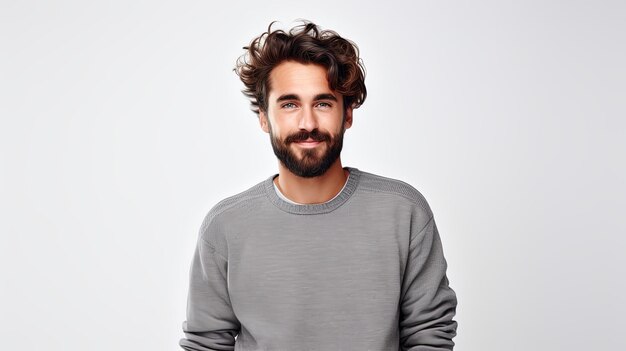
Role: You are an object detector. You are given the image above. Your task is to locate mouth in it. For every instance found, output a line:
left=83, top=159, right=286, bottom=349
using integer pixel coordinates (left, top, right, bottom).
left=294, top=139, right=323, bottom=148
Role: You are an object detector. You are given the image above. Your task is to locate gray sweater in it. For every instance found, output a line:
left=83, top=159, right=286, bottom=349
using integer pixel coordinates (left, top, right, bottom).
left=180, top=167, right=458, bottom=350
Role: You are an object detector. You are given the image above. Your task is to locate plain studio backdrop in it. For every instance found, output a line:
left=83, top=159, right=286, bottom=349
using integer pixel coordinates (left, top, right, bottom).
left=1, top=0, right=624, bottom=350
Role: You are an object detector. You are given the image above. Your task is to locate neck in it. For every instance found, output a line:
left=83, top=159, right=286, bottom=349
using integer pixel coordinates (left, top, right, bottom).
left=274, top=158, right=349, bottom=204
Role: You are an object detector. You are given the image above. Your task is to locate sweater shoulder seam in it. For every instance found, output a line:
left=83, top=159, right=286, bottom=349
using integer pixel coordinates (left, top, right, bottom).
left=199, top=185, right=266, bottom=258
left=199, top=236, right=229, bottom=262
left=357, top=187, right=432, bottom=215
left=410, top=215, right=435, bottom=244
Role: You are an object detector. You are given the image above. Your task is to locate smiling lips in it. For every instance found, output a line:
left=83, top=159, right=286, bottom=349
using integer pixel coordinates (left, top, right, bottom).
left=294, top=139, right=323, bottom=148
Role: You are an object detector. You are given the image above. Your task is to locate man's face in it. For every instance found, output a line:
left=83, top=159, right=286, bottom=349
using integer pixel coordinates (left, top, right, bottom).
left=259, top=61, right=353, bottom=178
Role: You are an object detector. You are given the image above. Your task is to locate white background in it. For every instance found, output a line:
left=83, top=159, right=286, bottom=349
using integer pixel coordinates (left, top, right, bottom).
left=1, top=0, right=625, bottom=350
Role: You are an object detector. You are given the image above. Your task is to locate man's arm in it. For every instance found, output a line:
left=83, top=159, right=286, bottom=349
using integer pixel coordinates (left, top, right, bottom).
left=399, top=215, right=458, bottom=350
left=179, top=234, right=240, bottom=351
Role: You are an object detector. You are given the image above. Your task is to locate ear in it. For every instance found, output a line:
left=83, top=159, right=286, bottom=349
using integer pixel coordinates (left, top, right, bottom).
left=259, top=110, right=270, bottom=133
left=344, top=106, right=354, bottom=130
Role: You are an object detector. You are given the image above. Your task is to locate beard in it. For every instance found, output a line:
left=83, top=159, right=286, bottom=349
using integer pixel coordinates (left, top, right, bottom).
left=268, top=119, right=345, bottom=178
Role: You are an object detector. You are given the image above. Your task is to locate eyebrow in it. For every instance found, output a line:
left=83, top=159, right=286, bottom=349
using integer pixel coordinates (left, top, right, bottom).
left=275, top=93, right=338, bottom=103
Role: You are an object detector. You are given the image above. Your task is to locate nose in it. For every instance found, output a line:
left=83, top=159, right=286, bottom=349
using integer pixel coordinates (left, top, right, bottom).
left=297, top=106, right=318, bottom=131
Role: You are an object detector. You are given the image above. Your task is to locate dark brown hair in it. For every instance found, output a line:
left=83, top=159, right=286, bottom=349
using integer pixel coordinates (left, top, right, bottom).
left=234, top=20, right=367, bottom=116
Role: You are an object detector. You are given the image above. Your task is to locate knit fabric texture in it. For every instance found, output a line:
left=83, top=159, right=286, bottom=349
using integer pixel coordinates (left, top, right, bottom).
left=180, top=166, right=458, bottom=350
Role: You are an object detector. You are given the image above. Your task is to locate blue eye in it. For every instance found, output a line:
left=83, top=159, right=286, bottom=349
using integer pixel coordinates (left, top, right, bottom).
left=282, top=102, right=297, bottom=109
left=317, top=102, right=332, bottom=108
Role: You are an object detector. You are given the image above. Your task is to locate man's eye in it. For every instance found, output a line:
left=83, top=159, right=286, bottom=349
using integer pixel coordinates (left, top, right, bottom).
left=282, top=103, right=297, bottom=109
left=317, top=102, right=332, bottom=108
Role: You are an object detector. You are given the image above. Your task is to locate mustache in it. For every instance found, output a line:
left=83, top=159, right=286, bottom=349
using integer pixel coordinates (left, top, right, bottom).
left=285, top=130, right=331, bottom=144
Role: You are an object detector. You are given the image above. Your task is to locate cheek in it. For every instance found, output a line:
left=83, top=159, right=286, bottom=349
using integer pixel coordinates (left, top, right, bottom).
left=270, top=118, right=295, bottom=136
left=268, top=124, right=288, bottom=141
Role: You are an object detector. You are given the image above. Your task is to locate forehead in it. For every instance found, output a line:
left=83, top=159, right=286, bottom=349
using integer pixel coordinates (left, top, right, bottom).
left=267, top=61, right=333, bottom=98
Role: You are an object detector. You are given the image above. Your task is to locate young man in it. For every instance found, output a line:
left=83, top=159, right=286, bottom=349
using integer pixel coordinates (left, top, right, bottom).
left=180, top=21, right=458, bottom=350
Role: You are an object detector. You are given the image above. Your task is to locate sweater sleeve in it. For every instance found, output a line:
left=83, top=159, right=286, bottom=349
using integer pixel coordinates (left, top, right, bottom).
left=399, top=215, right=458, bottom=350
left=179, top=234, right=240, bottom=351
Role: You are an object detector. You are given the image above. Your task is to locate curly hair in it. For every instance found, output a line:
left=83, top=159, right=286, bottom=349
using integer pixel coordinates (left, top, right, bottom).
left=234, top=20, right=367, bottom=116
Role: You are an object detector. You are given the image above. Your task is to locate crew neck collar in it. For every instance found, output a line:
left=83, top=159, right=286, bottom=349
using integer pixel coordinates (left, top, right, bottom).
left=263, top=166, right=361, bottom=215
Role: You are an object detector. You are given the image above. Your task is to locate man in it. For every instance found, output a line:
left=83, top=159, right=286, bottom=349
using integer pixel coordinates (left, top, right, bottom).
left=180, top=21, right=458, bottom=350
